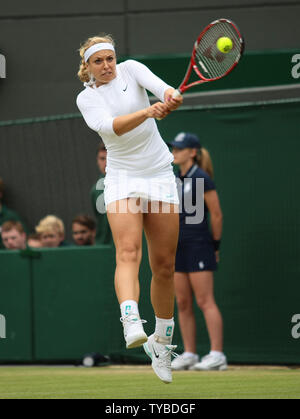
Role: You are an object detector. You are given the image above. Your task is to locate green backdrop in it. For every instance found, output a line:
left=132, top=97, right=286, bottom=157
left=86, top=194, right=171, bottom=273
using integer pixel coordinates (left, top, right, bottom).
left=0, top=100, right=299, bottom=364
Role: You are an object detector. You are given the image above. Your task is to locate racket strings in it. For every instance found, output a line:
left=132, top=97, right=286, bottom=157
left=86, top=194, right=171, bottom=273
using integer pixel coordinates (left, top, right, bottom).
left=199, top=22, right=240, bottom=72
left=197, top=31, right=238, bottom=77
left=198, top=27, right=240, bottom=77
left=195, top=21, right=242, bottom=80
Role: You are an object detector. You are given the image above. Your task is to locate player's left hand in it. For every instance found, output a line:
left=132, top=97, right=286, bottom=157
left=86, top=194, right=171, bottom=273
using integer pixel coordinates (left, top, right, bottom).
left=164, top=89, right=183, bottom=111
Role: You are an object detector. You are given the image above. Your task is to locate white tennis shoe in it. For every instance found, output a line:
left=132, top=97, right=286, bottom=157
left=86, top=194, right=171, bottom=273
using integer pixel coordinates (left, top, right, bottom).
left=120, top=312, right=148, bottom=349
left=171, top=353, right=199, bottom=370
left=190, top=353, right=228, bottom=371
left=143, top=334, right=177, bottom=384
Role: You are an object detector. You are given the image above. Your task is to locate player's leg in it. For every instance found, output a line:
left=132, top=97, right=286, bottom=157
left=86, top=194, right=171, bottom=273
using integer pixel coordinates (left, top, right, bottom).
left=171, top=272, right=199, bottom=370
left=189, top=271, right=227, bottom=370
left=142, top=201, right=179, bottom=383
left=107, top=198, right=143, bottom=303
left=107, top=198, right=147, bottom=348
left=143, top=201, right=179, bottom=320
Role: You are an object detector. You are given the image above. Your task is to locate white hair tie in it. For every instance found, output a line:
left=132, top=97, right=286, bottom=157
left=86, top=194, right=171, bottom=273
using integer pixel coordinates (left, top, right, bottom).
left=84, top=43, right=115, bottom=63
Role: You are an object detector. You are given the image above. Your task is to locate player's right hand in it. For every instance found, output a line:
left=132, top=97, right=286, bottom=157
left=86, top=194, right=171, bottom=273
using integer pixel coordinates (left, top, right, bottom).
left=146, top=102, right=170, bottom=119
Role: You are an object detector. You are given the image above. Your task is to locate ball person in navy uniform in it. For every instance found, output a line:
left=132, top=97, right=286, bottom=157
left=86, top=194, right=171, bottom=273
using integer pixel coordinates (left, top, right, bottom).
left=169, top=132, right=227, bottom=371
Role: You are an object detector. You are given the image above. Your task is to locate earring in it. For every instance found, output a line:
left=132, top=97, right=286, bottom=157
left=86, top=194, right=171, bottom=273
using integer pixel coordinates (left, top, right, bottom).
left=87, top=73, right=96, bottom=86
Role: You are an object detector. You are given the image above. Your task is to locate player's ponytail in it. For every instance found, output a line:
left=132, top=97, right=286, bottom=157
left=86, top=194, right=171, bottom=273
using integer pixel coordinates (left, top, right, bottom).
left=77, top=34, right=115, bottom=83
left=195, top=147, right=214, bottom=179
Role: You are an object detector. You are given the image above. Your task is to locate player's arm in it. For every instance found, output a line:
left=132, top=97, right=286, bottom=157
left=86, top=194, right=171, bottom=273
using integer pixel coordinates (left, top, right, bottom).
left=77, top=91, right=168, bottom=137
left=113, top=102, right=169, bottom=136
left=125, top=60, right=183, bottom=112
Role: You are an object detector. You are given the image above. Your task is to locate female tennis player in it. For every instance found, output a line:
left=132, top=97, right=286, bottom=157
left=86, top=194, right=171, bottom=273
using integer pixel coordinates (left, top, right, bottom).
left=77, top=35, right=183, bottom=383
left=169, top=132, right=227, bottom=371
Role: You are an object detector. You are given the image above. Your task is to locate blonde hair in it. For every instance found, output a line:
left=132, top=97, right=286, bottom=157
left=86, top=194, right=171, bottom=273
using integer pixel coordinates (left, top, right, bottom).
left=77, top=34, right=116, bottom=83
left=194, top=147, right=214, bottom=179
left=36, top=215, right=65, bottom=236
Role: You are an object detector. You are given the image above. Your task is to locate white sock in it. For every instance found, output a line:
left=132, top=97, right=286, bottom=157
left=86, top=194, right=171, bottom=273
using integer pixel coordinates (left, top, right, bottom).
left=155, top=317, right=174, bottom=343
left=210, top=350, right=224, bottom=358
left=120, top=300, right=139, bottom=319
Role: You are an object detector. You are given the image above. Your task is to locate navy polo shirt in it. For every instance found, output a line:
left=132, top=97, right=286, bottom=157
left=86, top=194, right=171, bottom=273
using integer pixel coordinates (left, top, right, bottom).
left=177, top=164, right=216, bottom=243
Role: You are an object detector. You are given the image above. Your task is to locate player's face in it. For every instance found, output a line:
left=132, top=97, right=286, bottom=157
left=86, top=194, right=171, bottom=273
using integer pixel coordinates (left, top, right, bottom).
left=87, top=50, right=117, bottom=86
left=40, top=231, right=63, bottom=248
left=97, top=150, right=107, bottom=174
left=72, top=223, right=96, bottom=246
left=172, top=147, right=197, bottom=165
left=1, top=229, right=26, bottom=250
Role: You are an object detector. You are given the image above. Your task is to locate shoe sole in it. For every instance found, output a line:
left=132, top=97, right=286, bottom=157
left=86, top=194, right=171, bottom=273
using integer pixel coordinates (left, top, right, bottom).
left=126, top=332, right=148, bottom=349
left=143, top=342, right=172, bottom=384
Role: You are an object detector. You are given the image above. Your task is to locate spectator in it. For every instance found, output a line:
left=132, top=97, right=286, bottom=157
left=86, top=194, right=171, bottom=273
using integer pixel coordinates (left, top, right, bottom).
left=27, top=233, right=43, bottom=248
left=35, top=215, right=69, bottom=248
left=72, top=215, right=96, bottom=246
left=90, top=141, right=113, bottom=245
left=0, top=177, right=27, bottom=248
left=169, top=133, right=226, bottom=372
left=1, top=221, right=27, bottom=250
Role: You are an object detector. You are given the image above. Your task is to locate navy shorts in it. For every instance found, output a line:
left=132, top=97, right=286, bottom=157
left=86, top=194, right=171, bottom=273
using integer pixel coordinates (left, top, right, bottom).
left=175, top=241, right=217, bottom=273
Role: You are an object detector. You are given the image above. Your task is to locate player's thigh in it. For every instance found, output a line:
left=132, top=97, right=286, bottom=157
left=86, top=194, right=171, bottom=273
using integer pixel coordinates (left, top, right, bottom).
left=174, top=272, right=194, bottom=312
left=107, top=198, right=143, bottom=256
left=188, top=271, right=215, bottom=307
left=143, top=201, right=179, bottom=268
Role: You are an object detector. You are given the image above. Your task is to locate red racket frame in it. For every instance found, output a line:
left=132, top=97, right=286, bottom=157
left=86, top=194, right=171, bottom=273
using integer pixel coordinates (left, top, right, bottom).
left=178, top=18, right=245, bottom=94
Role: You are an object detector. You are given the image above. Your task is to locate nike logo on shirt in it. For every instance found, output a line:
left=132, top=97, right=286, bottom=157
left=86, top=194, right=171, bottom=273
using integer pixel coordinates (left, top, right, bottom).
left=123, top=84, right=128, bottom=92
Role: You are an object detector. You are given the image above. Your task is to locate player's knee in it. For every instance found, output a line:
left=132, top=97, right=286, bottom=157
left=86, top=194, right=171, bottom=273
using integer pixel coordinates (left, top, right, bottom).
left=117, top=244, right=141, bottom=264
left=152, top=258, right=175, bottom=282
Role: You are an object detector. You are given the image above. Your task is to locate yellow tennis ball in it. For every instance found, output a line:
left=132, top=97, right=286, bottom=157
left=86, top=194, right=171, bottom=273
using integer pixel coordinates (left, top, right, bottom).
left=217, top=37, right=233, bottom=53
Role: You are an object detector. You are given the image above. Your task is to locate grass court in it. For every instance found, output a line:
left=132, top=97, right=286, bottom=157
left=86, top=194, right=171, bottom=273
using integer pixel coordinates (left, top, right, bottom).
left=0, top=365, right=299, bottom=399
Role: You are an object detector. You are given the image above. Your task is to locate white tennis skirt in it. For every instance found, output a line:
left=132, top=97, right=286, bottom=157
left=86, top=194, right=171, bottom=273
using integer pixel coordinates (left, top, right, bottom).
left=104, top=165, right=179, bottom=207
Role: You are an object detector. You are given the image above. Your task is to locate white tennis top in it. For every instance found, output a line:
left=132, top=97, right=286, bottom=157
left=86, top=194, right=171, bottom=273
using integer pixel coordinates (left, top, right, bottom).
left=76, top=60, right=174, bottom=176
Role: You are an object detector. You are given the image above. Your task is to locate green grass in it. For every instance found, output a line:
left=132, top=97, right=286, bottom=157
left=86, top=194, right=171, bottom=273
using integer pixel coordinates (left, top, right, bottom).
left=0, top=365, right=299, bottom=399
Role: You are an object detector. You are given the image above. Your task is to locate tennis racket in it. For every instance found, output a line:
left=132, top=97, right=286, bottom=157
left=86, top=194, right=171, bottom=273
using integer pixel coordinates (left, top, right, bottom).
left=171, top=18, right=244, bottom=99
